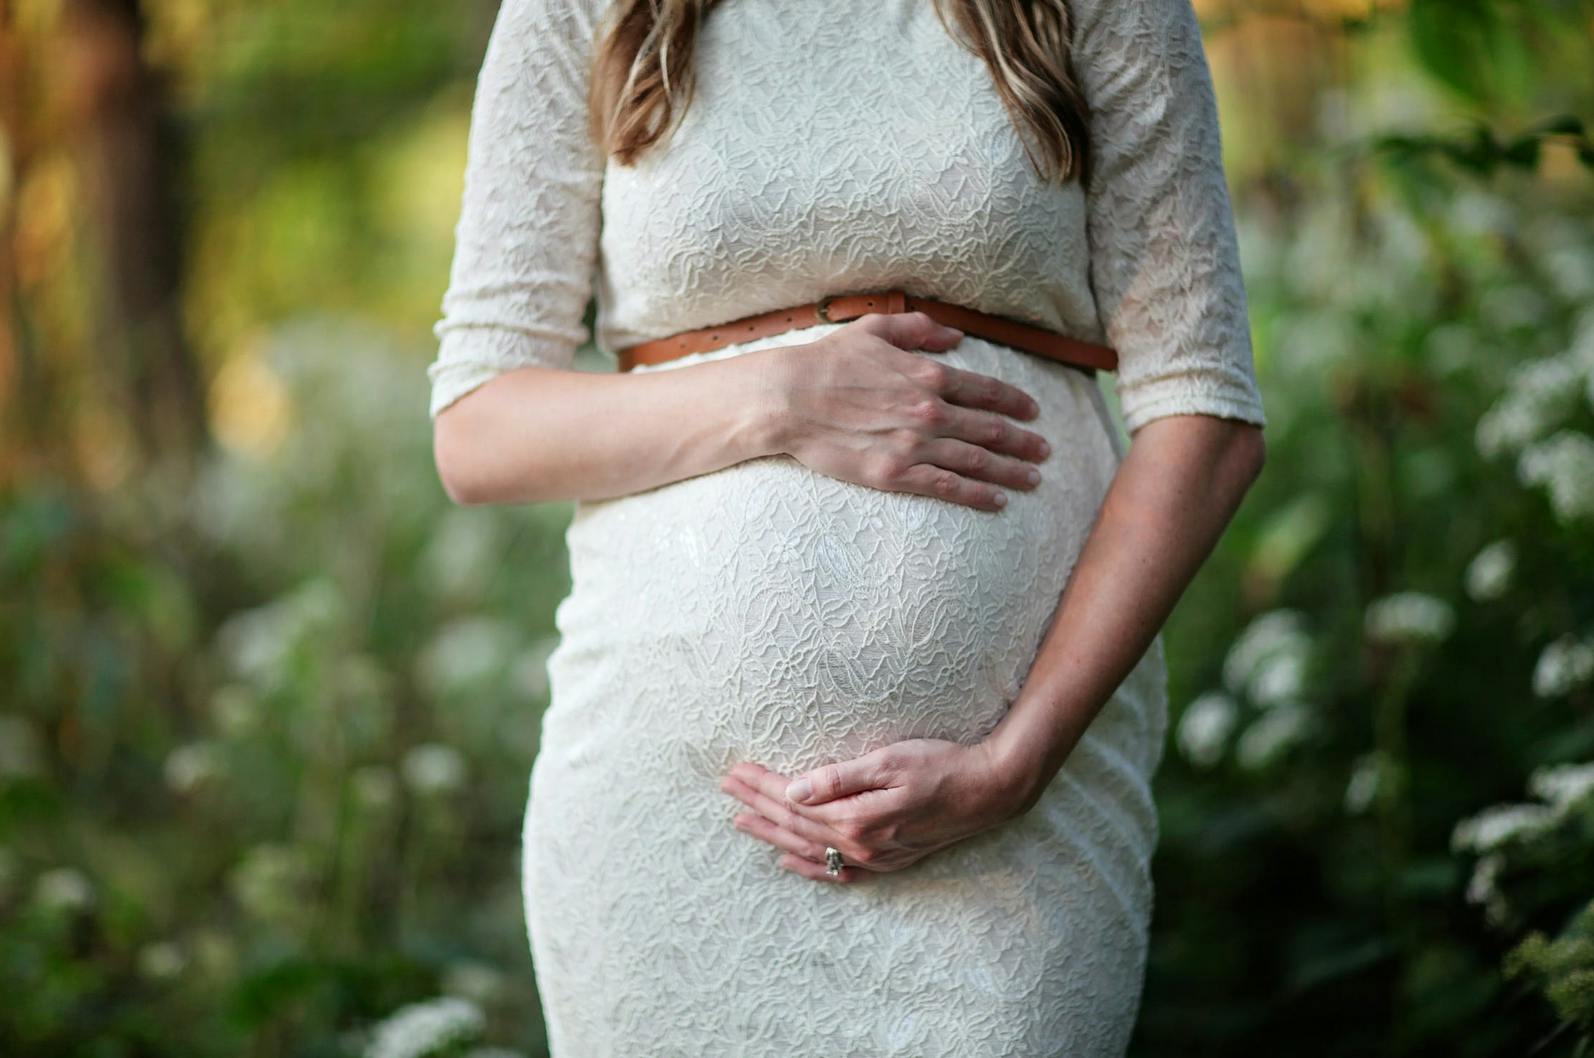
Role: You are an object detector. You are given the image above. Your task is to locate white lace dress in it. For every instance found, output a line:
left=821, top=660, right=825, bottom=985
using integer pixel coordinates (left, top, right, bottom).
left=426, top=0, right=1267, bottom=1053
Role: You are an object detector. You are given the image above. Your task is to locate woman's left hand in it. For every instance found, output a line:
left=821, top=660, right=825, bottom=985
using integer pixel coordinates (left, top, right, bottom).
left=719, top=738, right=1034, bottom=883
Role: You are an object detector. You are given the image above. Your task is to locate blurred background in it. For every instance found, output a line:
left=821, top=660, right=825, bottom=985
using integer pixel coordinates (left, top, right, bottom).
left=2, top=0, right=1593, bottom=1054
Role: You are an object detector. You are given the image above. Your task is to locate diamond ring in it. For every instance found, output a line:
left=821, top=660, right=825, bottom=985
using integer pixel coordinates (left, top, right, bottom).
left=824, top=846, right=845, bottom=876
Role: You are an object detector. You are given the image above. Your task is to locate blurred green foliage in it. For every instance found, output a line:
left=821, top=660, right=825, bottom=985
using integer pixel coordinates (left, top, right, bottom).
left=2, top=0, right=1592, bottom=1055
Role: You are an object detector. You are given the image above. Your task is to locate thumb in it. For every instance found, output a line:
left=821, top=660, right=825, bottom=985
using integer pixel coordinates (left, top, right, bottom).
left=786, top=751, right=890, bottom=806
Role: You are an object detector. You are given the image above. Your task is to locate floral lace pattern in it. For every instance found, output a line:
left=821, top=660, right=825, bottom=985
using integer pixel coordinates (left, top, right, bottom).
left=428, top=0, right=1264, bottom=1052
left=426, top=0, right=1267, bottom=437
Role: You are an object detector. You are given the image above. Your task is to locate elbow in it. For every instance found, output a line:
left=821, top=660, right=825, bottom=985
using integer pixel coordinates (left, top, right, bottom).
left=432, top=399, right=559, bottom=506
left=432, top=409, right=493, bottom=506
left=438, top=471, right=486, bottom=508
left=1233, top=423, right=1267, bottom=488
left=1247, top=425, right=1268, bottom=479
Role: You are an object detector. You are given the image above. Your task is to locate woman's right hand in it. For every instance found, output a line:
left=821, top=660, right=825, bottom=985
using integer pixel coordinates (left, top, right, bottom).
left=763, top=311, right=1053, bottom=512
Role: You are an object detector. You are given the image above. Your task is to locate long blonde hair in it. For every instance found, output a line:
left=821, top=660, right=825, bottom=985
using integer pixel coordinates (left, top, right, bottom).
left=587, top=0, right=1092, bottom=186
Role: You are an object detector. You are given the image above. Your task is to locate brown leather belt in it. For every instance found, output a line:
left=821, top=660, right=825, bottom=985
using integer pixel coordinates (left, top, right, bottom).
left=614, top=288, right=1119, bottom=376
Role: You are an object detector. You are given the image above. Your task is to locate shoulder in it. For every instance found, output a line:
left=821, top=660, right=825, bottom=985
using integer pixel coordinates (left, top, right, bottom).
left=490, top=0, right=619, bottom=42
left=1069, top=0, right=1205, bottom=60
left=477, top=0, right=622, bottom=87
left=1067, top=0, right=1217, bottom=111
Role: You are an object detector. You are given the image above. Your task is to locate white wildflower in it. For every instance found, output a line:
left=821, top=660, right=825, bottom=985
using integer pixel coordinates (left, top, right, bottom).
left=1532, top=632, right=1594, bottom=698
left=1464, top=851, right=1506, bottom=912
left=1475, top=355, right=1583, bottom=459
left=1463, top=539, right=1516, bottom=602
left=416, top=617, right=516, bottom=698
left=1249, top=650, right=1309, bottom=708
left=1364, top=591, right=1454, bottom=647
left=1235, top=703, right=1313, bottom=771
left=164, top=740, right=222, bottom=795
left=402, top=744, right=467, bottom=797
left=1222, top=610, right=1311, bottom=698
left=364, top=996, right=485, bottom=1058
left=1544, top=243, right=1594, bottom=301
left=34, top=866, right=95, bottom=912
left=1483, top=892, right=1513, bottom=927
left=214, top=579, right=345, bottom=687
left=137, top=941, right=187, bottom=981
left=214, top=605, right=292, bottom=685
left=1450, top=803, right=1558, bottom=854
left=1527, top=761, right=1594, bottom=813
left=1517, top=430, right=1594, bottom=523
left=1344, top=753, right=1382, bottom=815
left=1175, top=692, right=1239, bottom=769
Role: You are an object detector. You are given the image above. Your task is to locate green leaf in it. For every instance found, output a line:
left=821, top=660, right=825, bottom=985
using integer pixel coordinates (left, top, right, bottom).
left=1407, top=0, right=1504, bottom=105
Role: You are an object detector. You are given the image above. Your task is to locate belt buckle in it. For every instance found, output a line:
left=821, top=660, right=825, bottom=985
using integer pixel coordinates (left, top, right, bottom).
left=816, top=288, right=906, bottom=324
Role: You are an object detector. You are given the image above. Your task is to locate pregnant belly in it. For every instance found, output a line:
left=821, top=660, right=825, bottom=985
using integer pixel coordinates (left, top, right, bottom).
left=540, top=338, right=1123, bottom=778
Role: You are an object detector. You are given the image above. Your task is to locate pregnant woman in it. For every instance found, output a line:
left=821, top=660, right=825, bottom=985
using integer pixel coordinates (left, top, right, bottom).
left=426, top=0, right=1267, bottom=1052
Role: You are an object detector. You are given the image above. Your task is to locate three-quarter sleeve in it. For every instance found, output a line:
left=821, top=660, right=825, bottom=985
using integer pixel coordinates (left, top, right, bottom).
left=1072, top=0, right=1267, bottom=436
left=427, top=0, right=607, bottom=419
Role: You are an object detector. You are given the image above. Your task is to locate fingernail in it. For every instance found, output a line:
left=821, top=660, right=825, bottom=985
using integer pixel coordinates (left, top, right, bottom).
left=787, top=778, right=813, bottom=803
left=992, top=491, right=1007, bottom=508
left=1026, top=467, right=1040, bottom=485
left=1038, top=440, right=1051, bottom=457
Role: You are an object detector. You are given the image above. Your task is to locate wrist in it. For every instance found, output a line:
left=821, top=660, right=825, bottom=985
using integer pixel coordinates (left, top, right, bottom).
left=982, top=717, right=1062, bottom=816
left=719, top=345, right=800, bottom=461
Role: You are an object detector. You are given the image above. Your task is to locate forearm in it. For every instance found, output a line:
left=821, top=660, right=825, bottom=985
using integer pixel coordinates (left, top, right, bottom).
left=984, top=414, right=1267, bottom=810
left=432, top=347, right=792, bottom=505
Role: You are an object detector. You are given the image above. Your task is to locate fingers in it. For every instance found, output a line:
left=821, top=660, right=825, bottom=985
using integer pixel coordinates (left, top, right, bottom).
left=808, top=310, right=1057, bottom=515
left=851, top=310, right=965, bottom=354
left=914, top=437, right=1044, bottom=495
left=845, top=310, right=1048, bottom=427
left=890, top=462, right=1010, bottom=513
left=778, top=852, right=869, bottom=884
left=732, top=813, right=867, bottom=884
left=733, top=811, right=831, bottom=862
left=918, top=358, right=1042, bottom=423
left=873, top=401, right=1052, bottom=512
left=786, top=751, right=895, bottom=806
left=923, top=401, right=1051, bottom=464
left=720, top=773, right=840, bottom=848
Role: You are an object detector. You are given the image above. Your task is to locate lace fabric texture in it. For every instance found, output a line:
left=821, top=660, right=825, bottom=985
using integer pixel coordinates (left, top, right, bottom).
left=427, top=0, right=1264, bottom=1053
left=426, top=0, right=1267, bottom=436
